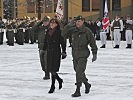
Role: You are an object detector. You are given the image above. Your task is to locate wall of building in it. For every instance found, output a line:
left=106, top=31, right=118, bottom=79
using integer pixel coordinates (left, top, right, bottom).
left=0, top=0, right=2, bottom=17
left=109, top=0, right=132, bottom=20
left=68, top=0, right=99, bottom=18
left=17, top=0, right=57, bottom=19
left=17, top=0, right=27, bottom=19
left=86, top=0, right=133, bottom=20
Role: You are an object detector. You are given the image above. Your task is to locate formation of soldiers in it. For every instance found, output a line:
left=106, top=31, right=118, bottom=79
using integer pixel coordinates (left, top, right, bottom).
left=83, top=15, right=133, bottom=49
left=0, top=14, right=132, bottom=49
left=0, top=17, right=39, bottom=46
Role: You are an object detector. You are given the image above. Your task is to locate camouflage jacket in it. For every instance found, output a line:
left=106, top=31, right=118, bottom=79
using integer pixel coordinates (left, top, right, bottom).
left=62, top=24, right=98, bottom=58
left=33, top=21, right=49, bottom=50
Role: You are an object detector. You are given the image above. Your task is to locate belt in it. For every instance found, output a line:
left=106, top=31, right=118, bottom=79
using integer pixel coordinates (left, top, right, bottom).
left=72, top=47, right=88, bottom=50
left=8, top=29, right=14, bottom=31
left=126, top=29, right=132, bottom=30
left=126, top=28, right=132, bottom=30
left=114, top=28, right=120, bottom=29
left=19, top=28, right=24, bottom=29
left=114, top=27, right=120, bottom=29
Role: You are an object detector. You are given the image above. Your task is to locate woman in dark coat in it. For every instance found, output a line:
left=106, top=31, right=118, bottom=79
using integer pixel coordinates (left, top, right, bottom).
left=43, top=18, right=66, bottom=93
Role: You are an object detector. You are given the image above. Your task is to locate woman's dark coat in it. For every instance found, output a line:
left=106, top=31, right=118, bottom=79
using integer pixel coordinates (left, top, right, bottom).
left=43, top=28, right=66, bottom=72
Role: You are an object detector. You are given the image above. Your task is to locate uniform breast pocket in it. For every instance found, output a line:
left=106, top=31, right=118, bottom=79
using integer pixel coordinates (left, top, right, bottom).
left=78, top=33, right=88, bottom=46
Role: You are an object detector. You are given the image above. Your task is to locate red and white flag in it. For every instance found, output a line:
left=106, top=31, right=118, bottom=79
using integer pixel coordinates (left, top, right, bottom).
left=103, top=0, right=109, bottom=31
left=56, top=0, right=63, bottom=20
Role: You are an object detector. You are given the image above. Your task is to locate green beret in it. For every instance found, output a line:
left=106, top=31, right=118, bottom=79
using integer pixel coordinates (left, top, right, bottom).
left=75, top=15, right=84, bottom=20
left=42, top=16, right=50, bottom=22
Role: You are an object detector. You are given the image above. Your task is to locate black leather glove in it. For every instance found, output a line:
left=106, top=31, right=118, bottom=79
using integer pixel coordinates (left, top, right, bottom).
left=61, top=52, right=67, bottom=59
left=92, top=54, right=97, bottom=62
left=120, top=31, right=123, bottom=34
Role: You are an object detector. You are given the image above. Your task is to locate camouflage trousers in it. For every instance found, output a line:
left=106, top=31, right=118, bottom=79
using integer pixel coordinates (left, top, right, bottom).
left=73, top=57, right=88, bottom=85
left=39, top=50, right=47, bottom=72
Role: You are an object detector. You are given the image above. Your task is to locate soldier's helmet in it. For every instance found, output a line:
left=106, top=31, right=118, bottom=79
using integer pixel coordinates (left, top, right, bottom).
left=42, top=16, right=50, bottom=22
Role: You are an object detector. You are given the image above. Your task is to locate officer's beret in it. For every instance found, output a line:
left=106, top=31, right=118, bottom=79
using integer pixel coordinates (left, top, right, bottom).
left=75, top=15, right=84, bottom=21
left=42, top=16, right=50, bottom=22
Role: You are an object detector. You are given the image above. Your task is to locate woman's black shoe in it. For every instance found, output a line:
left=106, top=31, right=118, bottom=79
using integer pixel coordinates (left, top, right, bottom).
left=58, top=79, right=63, bottom=89
left=48, top=85, right=55, bottom=93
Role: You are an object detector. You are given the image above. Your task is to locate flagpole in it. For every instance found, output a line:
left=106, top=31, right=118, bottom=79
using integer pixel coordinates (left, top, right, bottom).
left=103, top=0, right=114, bottom=47
left=64, top=0, right=68, bottom=23
left=104, top=0, right=114, bottom=47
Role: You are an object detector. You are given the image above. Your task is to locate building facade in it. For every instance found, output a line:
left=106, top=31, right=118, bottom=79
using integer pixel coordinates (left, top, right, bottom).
left=0, top=0, right=3, bottom=17
left=1, top=0, right=17, bottom=19
left=0, top=0, right=133, bottom=20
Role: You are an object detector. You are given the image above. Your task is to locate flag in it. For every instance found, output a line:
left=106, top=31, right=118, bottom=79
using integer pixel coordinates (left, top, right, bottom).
left=103, top=0, right=109, bottom=31
left=56, top=0, right=63, bottom=20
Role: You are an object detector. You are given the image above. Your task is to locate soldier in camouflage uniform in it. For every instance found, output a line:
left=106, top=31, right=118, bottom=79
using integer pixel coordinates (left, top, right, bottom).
left=29, top=18, right=36, bottom=44
left=16, top=19, right=26, bottom=45
left=33, top=16, right=50, bottom=80
left=111, top=15, right=124, bottom=48
left=0, top=17, right=5, bottom=45
left=125, top=15, right=133, bottom=48
left=6, top=20, right=15, bottom=46
left=62, top=16, right=98, bottom=97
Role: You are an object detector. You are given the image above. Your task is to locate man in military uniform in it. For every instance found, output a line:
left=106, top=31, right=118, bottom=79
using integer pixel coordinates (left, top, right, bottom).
left=100, top=18, right=109, bottom=48
left=29, top=18, right=36, bottom=44
left=125, top=15, right=133, bottom=48
left=0, top=17, right=5, bottom=45
left=6, top=20, right=15, bottom=46
left=16, top=19, right=25, bottom=45
left=62, top=16, right=98, bottom=97
left=111, top=15, right=124, bottom=48
left=33, top=16, right=50, bottom=80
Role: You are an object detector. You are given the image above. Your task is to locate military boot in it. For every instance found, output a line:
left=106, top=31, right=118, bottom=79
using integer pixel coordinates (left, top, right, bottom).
left=100, top=44, right=105, bottom=48
left=48, top=75, right=55, bottom=93
left=126, top=44, right=131, bottom=48
left=56, top=73, right=63, bottom=89
left=114, top=45, right=119, bottom=48
left=71, top=83, right=81, bottom=97
left=84, top=82, right=91, bottom=94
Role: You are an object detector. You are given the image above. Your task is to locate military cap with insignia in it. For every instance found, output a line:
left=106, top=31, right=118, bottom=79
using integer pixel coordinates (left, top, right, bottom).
left=42, top=16, right=50, bottom=22
left=75, top=15, right=84, bottom=21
